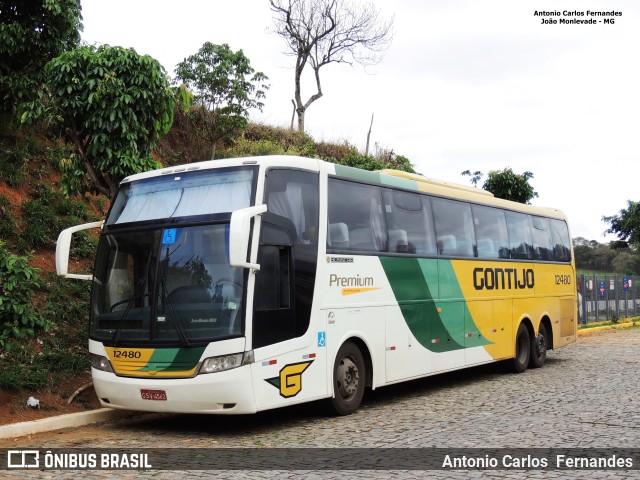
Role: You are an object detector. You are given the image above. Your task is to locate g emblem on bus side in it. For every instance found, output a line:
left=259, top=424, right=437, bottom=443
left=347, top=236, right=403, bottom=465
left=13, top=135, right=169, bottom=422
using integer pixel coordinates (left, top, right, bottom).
left=265, top=361, right=313, bottom=398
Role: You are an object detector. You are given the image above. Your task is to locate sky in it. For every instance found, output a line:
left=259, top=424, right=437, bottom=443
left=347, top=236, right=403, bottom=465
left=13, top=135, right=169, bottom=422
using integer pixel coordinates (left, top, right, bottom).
left=79, top=0, right=640, bottom=242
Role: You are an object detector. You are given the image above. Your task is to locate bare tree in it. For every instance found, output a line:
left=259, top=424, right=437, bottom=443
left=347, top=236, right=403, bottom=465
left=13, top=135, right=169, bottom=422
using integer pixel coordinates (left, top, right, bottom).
left=269, top=0, right=393, bottom=132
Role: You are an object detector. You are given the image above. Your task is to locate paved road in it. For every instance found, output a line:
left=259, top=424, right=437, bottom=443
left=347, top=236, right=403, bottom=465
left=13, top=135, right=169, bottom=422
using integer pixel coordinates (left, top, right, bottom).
left=2, top=327, right=640, bottom=479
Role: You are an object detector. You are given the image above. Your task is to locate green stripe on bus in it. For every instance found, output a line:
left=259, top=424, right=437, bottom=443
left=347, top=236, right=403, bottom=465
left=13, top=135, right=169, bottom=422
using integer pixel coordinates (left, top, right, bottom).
left=333, top=165, right=418, bottom=191
left=380, top=257, right=463, bottom=352
left=139, top=347, right=205, bottom=372
left=436, top=260, right=491, bottom=348
left=380, top=257, right=491, bottom=352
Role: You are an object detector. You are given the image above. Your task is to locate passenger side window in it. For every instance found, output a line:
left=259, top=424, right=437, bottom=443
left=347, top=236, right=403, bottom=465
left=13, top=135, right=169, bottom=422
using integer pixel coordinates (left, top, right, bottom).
left=531, top=216, right=554, bottom=261
left=432, top=198, right=475, bottom=257
left=505, top=212, right=533, bottom=260
left=383, top=189, right=436, bottom=255
left=550, top=219, right=572, bottom=262
left=265, top=169, right=319, bottom=245
left=472, top=205, right=509, bottom=259
left=327, top=179, right=387, bottom=253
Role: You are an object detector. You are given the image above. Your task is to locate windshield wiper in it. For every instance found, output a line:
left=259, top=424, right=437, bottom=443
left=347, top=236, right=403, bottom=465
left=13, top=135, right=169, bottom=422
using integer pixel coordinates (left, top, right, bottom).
left=111, top=294, right=143, bottom=346
left=158, top=247, right=191, bottom=347
left=112, top=251, right=153, bottom=346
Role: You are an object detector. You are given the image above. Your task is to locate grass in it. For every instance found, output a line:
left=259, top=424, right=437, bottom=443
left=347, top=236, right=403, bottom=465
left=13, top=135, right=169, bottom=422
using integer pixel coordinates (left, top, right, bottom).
left=578, top=318, right=640, bottom=330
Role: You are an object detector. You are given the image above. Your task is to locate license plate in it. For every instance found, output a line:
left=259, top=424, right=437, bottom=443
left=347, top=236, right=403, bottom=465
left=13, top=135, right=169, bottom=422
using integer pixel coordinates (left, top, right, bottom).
left=140, top=389, right=167, bottom=401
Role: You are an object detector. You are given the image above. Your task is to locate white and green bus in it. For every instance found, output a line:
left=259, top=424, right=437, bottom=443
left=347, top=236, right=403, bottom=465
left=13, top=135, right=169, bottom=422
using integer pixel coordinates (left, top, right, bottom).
left=56, top=155, right=577, bottom=415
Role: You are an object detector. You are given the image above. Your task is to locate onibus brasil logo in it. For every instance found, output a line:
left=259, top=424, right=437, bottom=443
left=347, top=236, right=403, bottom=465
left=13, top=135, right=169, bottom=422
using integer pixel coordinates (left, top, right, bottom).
left=265, top=361, right=313, bottom=398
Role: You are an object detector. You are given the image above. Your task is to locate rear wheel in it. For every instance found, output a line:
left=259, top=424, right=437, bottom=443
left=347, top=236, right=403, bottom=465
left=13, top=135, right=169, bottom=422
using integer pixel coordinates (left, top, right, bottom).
left=529, top=322, right=548, bottom=368
left=330, top=341, right=365, bottom=415
left=510, top=323, right=530, bottom=373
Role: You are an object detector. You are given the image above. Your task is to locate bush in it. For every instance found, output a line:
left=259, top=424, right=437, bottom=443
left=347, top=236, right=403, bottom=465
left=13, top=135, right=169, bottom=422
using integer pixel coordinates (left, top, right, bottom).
left=0, top=241, right=49, bottom=349
left=219, top=137, right=313, bottom=159
left=20, top=197, right=61, bottom=250
left=55, top=197, right=90, bottom=218
left=0, top=195, right=17, bottom=239
left=0, top=274, right=91, bottom=390
left=315, top=140, right=359, bottom=162
left=0, top=145, right=28, bottom=187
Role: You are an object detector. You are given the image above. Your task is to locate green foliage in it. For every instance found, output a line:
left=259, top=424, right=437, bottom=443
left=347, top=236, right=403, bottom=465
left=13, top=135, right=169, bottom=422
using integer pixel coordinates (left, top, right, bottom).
left=337, top=152, right=388, bottom=171
left=0, top=143, right=28, bottom=186
left=575, top=240, right=640, bottom=275
left=0, top=133, right=43, bottom=187
left=0, top=241, right=49, bottom=349
left=17, top=184, right=97, bottom=254
left=220, top=138, right=293, bottom=158
left=19, top=185, right=61, bottom=250
left=0, top=274, right=90, bottom=390
left=603, top=201, right=640, bottom=251
left=609, top=309, right=620, bottom=324
left=20, top=198, right=60, bottom=250
left=172, top=84, right=194, bottom=111
left=462, top=168, right=538, bottom=204
left=43, top=274, right=90, bottom=341
left=0, top=0, right=82, bottom=117
left=24, top=45, right=175, bottom=198
left=174, top=43, right=269, bottom=157
left=0, top=195, right=17, bottom=239
left=330, top=151, right=415, bottom=173
left=461, top=169, right=483, bottom=187
left=0, top=357, right=49, bottom=390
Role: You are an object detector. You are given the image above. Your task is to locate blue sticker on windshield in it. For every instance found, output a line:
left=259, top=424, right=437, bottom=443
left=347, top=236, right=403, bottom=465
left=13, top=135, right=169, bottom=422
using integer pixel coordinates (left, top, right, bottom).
left=162, top=228, right=177, bottom=245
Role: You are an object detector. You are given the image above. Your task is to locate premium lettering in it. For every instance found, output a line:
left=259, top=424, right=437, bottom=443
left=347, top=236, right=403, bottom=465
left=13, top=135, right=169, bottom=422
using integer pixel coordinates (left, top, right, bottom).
left=329, top=274, right=374, bottom=287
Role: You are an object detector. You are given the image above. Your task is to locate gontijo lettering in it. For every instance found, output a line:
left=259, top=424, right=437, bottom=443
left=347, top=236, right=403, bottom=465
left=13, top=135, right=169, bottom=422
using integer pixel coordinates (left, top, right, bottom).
left=473, top=267, right=534, bottom=291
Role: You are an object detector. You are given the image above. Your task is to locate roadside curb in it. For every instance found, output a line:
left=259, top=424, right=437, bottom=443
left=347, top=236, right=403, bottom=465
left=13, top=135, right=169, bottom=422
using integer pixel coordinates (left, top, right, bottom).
left=0, top=408, right=138, bottom=440
left=578, top=321, right=635, bottom=336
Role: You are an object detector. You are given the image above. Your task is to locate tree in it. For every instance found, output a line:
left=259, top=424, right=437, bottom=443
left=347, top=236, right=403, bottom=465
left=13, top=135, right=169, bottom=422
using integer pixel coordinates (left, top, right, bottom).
left=24, top=45, right=175, bottom=198
left=603, top=200, right=640, bottom=250
left=173, top=43, right=269, bottom=158
left=269, top=0, right=393, bottom=132
left=0, top=0, right=82, bottom=117
left=461, top=168, right=538, bottom=204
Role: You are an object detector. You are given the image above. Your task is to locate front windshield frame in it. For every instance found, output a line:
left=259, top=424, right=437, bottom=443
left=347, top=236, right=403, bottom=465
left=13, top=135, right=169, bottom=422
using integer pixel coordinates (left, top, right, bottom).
left=90, top=165, right=258, bottom=347
left=106, top=166, right=257, bottom=226
left=91, top=219, right=248, bottom=347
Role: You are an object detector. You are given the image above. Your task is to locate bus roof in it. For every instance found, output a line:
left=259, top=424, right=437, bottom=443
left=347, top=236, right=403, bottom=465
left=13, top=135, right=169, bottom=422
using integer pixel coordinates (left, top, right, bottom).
left=120, top=155, right=568, bottom=222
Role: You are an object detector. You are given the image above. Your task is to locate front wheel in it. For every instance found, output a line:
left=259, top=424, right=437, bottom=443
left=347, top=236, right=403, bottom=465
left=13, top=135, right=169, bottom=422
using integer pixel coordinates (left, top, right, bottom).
left=529, top=322, right=548, bottom=369
left=329, top=341, right=365, bottom=415
left=510, top=323, right=531, bottom=373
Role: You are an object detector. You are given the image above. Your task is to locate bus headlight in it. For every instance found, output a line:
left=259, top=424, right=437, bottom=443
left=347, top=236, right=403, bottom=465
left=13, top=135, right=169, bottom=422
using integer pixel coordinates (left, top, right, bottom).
left=199, top=351, right=253, bottom=374
left=90, top=353, right=114, bottom=373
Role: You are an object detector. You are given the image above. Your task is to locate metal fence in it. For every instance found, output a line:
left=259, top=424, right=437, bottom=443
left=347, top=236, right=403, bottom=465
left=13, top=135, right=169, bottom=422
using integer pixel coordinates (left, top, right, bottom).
left=577, top=274, right=640, bottom=324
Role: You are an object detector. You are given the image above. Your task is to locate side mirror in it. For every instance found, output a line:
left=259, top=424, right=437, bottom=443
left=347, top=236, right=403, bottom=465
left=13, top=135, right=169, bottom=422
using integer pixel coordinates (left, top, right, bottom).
left=229, top=204, right=267, bottom=270
left=56, top=221, right=104, bottom=280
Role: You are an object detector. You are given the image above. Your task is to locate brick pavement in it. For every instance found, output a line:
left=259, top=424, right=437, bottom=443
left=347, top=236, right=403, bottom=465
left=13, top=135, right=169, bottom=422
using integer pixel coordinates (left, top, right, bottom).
left=2, top=327, right=639, bottom=479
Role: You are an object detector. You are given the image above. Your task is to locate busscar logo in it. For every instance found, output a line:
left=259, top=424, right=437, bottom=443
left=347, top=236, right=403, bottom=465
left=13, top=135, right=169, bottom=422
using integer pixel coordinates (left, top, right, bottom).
left=326, top=256, right=354, bottom=263
left=265, top=361, right=313, bottom=398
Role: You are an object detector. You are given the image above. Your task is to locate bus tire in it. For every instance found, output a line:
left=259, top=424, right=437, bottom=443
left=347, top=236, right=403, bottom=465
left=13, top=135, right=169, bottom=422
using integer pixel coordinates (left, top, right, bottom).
left=510, top=323, right=530, bottom=374
left=330, top=341, right=365, bottom=415
left=529, top=322, right=548, bottom=369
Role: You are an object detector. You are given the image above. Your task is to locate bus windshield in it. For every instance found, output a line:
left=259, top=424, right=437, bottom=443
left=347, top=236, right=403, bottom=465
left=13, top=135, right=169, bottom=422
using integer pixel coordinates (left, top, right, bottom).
left=106, top=167, right=255, bottom=225
left=91, top=223, right=245, bottom=346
